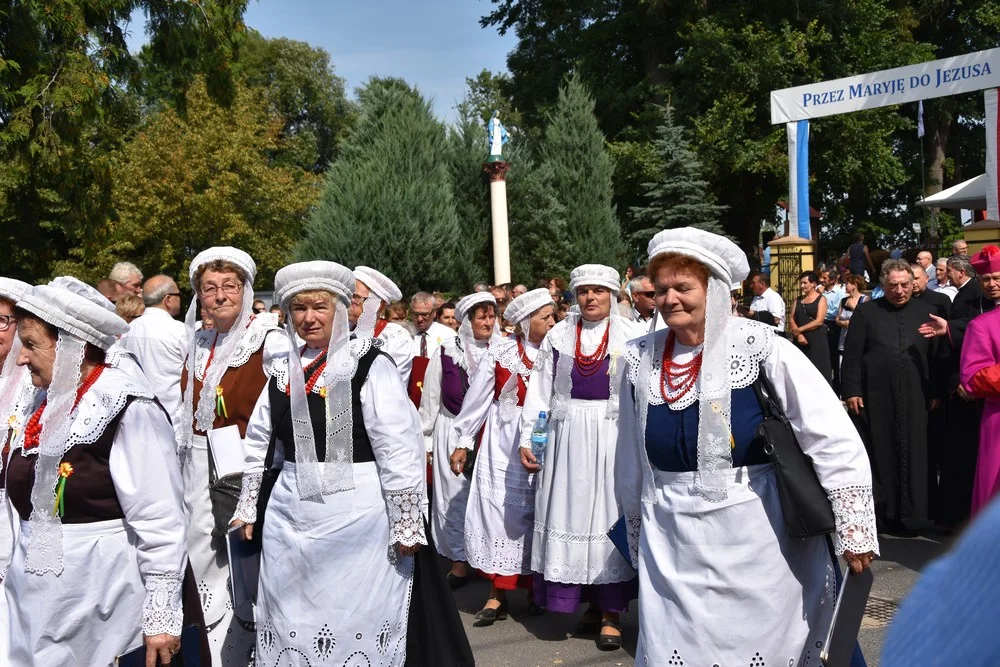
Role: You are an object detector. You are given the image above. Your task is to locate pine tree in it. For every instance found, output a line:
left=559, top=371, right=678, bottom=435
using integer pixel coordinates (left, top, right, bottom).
left=446, top=107, right=492, bottom=289
left=297, top=78, right=462, bottom=294
left=539, top=75, right=625, bottom=269
left=629, top=105, right=727, bottom=250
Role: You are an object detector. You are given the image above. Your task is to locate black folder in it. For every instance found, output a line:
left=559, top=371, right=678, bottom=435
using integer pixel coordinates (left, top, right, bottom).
left=115, top=624, right=203, bottom=666
left=822, top=566, right=874, bottom=666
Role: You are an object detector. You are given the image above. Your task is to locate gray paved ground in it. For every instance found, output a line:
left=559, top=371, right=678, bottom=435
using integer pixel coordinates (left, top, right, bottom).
left=451, top=531, right=950, bottom=667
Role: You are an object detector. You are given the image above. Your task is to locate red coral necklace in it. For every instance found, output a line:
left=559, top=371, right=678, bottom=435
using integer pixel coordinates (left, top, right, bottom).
left=659, top=331, right=703, bottom=403
left=23, top=364, right=107, bottom=451
left=574, top=319, right=610, bottom=377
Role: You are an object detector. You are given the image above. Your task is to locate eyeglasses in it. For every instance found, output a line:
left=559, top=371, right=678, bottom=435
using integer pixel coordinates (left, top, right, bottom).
left=166, top=292, right=181, bottom=299
left=412, top=310, right=435, bottom=319
left=0, top=315, right=13, bottom=332
left=200, top=283, right=242, bottom=297
left=633, top=290, right=655, bottom=298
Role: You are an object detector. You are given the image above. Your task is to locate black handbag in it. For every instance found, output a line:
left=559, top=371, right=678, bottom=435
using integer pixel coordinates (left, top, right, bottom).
left=750, top=362, right=835, bottom=538
left=206, top=446, right=243, bottom=539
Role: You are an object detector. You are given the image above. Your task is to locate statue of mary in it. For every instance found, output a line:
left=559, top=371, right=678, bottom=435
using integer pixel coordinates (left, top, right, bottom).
left=487, top=110, right=509, bottom=159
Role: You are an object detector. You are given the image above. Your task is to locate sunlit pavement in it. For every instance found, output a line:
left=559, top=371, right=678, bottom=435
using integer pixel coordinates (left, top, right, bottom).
left=448, top=532, right=948, bottom=667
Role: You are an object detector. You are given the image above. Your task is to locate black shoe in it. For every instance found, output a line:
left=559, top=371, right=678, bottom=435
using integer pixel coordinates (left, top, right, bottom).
left=596, top=620, right=623, bottom=651
left=447, top=573, right=469, bottom=590
left=473, top=599, right=508, bottom=627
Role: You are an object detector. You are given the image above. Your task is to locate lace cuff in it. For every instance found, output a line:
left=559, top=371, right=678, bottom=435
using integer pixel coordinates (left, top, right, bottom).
left=828, top=484, right=880, bottom=557
left=232, top=472, right=263, bottom=524
left=143, top=573, right=184, bottom=637
left=626, top=513, right=641, bottom=570
left=385, top=487, right=427, bottom=548
left=456, top=434, right=476, bottom=451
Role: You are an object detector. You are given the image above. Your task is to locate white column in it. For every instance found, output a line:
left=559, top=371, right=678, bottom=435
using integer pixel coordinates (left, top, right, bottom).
left=986, top=88, right=999, bottom=220
left=486, top=163, right=512, bottom=285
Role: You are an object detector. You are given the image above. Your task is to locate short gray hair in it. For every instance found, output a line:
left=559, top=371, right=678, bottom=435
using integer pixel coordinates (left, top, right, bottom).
left=142, top=275, right=179, bottom=306
left=936, top=258, right=949, bottom=268
left=627, top=276, right=650, bottom=293
left=109, top=261, right=142, bottom=284
left=880, top=259, right=914, bottom=284
left=409, top=291, right=435, bottom=308
left=472, top=281, right=490, bottom=293
left=947, top=255, right=975, bottom=277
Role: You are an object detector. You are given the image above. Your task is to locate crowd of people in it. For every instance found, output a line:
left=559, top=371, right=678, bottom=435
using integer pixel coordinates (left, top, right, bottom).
left=0, top=227, right=997, bottom=666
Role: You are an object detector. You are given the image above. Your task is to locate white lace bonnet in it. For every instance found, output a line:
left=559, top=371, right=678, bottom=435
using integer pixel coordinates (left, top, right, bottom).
left=454, top=292, right=498, bottom=373
left=16, top=284, right=129, bottom=575
left=273, top=261, right=358, bottom=501
left=353, top=266, right=402, bottom=338
left=569, top=264, right=620, bottom=293
left=0, top=278, right=31, bottom=423
left=176, top=246, right=257, bottom=453
left=503, top=287, right=553, bottom=327
left=647, top=227, right=749, bottom=501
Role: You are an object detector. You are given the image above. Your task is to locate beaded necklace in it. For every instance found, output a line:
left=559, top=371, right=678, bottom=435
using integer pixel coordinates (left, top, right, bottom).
left=574, top=319, right=610, bottom=377
left=659, top=331, right=703, bottom=404
left=23, top=363, right=107, bottom=451
left=517, top=337, right=534, bottom=372
left=287, top=347, right=328, bottom=397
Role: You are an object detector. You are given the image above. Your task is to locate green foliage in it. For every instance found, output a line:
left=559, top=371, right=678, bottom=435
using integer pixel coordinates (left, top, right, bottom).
left=54, top=78, right=319, bottom=288
left=629, top=105, right=726, bottom=252
left=446, top=107, right=491, bottom=288
left=297, top=78, right=462, bottom=294
left=482, top=0, right=990, bottom=255
left=0, top=0, right=248, bottom=281
left=456, top=69, right=526, bottom=142
left=539, top=76, right=624, bottom=269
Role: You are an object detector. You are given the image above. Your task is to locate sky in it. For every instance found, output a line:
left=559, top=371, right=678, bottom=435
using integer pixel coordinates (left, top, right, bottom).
left=126, top=0, right=518, bottom=123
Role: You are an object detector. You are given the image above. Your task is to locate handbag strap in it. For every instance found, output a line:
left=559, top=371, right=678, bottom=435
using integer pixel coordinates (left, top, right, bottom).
left=750, top=362, right=790, bottom=427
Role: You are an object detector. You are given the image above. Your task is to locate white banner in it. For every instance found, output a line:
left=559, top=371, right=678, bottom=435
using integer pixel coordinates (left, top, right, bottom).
left=771, top=48, right=1000, bottom=124
left=987, top=89, right=999, bottom=220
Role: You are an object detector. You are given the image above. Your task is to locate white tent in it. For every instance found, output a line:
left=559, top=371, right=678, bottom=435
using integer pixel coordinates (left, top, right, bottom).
left=917, top=174, right=987, bottom=210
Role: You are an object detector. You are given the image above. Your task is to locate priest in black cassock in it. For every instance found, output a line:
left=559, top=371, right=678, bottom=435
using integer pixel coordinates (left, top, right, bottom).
left=842, top=259, right=944, bottom=532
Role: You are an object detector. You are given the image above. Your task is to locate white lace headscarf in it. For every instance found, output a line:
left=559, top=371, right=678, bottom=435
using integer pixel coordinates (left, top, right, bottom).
left=273, top=261, right=357, bottom=502
left=15, top=285, right=128, bottom=575
left=352, top=266, right=402, bottom=339
left=496, top=288, right=554, bottom=422
left=0, top=278, right=31, bottom=425
left=551, top=265, right=628, bottom=421
left=646, top=228, right=749, bottom=501
left=454, top=292, right=500, bottom=373
left=176, top=247, right=257, bottom=455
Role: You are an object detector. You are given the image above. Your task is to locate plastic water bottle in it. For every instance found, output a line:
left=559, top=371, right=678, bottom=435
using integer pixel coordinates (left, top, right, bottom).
left=530, top=411, right=549, bottom=468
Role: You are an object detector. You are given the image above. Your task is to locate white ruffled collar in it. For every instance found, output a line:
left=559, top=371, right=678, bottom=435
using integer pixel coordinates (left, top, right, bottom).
left=194, top=317, right=277, bottom=381
left=270, top=338, right=374, bottom=393
left=441, top=336, right=489, bottom=373
left=14, top=366, right=155, bottom=455
left=623, top=317, right=774, bottom=411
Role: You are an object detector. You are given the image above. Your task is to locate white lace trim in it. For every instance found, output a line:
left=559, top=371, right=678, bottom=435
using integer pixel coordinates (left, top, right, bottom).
left=385, top=486, right=426, bottom=549
left=193, top=318, right=276, bottom=381
left=65, top=368, right=155, bottom=447
left=534, top=522, right=635, bottom=584
left=441, top=337, right=488, bottom=374
left=466, top=526, right=532, bottom=575
left=828, top=484, right=880, bottom=557
left=143, top=573, right=184, bottom=636
left=269, top=338, right=373, bottom=392
left=233, top=472, right=263, bottom=524
left=626, top=513, right=641, bottom=570
left=622, top=318, right=774, bottom=411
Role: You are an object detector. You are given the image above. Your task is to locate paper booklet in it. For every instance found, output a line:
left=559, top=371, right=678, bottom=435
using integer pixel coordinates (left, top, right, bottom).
left=207, top=425, right=244, bottom=478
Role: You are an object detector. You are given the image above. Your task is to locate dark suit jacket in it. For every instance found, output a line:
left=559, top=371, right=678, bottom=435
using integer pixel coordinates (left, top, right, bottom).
left=951, top=278, right=983, bottom=319
left=914, top=289, right=952, bottom=319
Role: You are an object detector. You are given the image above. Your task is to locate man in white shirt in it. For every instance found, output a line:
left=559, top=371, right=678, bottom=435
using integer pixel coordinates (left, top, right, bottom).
left=934, top=258, right=958, bottom=301
left=628, top=274, right=656, bottom=328
left=121, top=274, right=188, bottom=420
left=409, top=291, right=456, bottom=360
left=747, top=273, right=786, bottom=331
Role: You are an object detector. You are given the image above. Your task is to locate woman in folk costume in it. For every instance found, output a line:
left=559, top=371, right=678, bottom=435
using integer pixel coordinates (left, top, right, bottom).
left=351, top=266, right=415, bottom=383
left=0, top=277, right=30, bottom=663
left=420, top=292, right=498, bottom=587
left=518, top=265, right=644, bottom=652
left=451, top=288, right=556, bottom=626
left=5, top=284, right=189, bottom=665
left=229, top=261, right=426, bottom=666
left=960, top=245, right=1000, bottom=516
left=616, top=228, right=878, bottom=665
left=177, top=246, right=287, bottom=665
